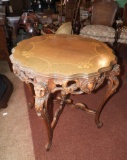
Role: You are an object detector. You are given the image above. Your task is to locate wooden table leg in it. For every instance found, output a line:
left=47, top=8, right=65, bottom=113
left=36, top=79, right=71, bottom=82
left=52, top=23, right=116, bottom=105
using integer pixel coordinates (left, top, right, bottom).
left=33, top=81, right=70, bottom=151
left=51, top=93, right=70, bottom=130
left=42, top=93, right=70, bottom=151
left=41, top=99, right=53, bottom=151
left=95, top=64, right=120, bottom=128
left=33, top=81, right=53, bottom=151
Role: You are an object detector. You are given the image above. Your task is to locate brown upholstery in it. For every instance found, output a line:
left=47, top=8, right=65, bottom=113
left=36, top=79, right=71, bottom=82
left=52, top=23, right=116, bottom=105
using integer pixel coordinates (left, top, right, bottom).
left=91, top=0, right=118, bottom=27
left=80, top=0, right=118, bottom=46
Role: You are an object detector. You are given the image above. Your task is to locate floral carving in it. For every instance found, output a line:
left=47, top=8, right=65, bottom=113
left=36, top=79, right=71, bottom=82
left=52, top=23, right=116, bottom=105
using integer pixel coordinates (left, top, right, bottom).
left=76, top=74, right=105, bottom=94
left=108, top=64, right=120, bottom=77
left=13, top=63, right=33, bottom=84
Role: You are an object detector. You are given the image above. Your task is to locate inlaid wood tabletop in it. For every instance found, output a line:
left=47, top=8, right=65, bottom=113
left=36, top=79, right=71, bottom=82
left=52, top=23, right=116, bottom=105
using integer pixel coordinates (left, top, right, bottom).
left=11, top=34, right=116, bottom=78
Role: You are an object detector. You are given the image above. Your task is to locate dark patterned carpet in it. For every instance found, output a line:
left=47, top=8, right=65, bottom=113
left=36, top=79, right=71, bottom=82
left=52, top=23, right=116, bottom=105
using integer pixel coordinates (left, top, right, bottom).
left=24, top=45, right=127, bottom=160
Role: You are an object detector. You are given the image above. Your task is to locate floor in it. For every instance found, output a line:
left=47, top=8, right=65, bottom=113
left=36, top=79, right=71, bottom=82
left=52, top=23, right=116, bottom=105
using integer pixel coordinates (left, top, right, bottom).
left=0, top=61, right=35, bottom=160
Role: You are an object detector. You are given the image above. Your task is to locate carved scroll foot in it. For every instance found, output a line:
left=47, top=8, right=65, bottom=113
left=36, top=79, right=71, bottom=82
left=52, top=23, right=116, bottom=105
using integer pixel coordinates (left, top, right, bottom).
left=45, top=142, right=52, bottom=151
left=96, top=119, right=103, bottom=128
left=95, top=110, right=104, bottom=128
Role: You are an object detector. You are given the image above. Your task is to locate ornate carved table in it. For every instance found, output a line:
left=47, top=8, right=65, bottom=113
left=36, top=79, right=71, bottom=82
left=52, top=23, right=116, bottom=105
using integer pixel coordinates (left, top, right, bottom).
left=10, top=34, right=120, bottom=151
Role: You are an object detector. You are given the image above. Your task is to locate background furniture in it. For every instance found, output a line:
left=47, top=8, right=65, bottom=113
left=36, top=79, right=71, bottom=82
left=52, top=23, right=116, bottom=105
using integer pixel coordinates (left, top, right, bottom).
left=0, top=5, right=13, bottom=71
left=80, top=0, right=118, bottom=47
left=115, top=0, right=127, bottom=8
left=117, top=3, right=127, bottom=51
left=0, top=74, right=13, bottom=108
left=64, top=0, right=77, bottom=22
left=10, top=34, right=120, bottom=151
left=9, top=0, right=31, bottom=16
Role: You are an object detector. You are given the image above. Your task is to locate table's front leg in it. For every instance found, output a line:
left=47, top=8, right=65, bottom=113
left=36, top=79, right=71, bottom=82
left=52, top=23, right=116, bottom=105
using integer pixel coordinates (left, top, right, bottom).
left=95, top=64, right=120, bottom=128
left=34, top=81, right=53, bottom=151
left=41, top=99, right=53, bottom=151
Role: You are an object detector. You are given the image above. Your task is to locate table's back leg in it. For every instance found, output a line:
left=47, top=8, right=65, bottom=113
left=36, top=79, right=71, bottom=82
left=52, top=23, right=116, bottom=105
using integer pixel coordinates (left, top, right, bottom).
left=51, top=93, right=70, bottom=130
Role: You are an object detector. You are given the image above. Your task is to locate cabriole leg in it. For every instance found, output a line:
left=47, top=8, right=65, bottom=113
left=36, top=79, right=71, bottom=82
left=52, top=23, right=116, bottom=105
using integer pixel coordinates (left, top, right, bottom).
left=95, top=64, right=120, bottom=128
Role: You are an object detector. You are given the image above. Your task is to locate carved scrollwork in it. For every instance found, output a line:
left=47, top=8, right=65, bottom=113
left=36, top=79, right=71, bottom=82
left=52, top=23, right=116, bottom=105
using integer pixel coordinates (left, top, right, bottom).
left=106, top=64, right=120, bottom=95
left=107, top=64, right=120, bottom=78
left=34, top=74, right=106, bottom=97
left=79, top=79, right=96, bottom=93
left=13, top=63, right=33, bottom=84
left=61, top=80, right=79, bottom=94
left=94, top=73, right=105, bottom=90
left=71, top=103, right=96, bottom=114
left=77, top=74, right=105, bottom=94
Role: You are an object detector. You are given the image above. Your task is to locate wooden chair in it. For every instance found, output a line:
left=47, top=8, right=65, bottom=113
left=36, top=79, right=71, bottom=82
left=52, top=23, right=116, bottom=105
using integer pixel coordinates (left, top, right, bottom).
left=80, top=0, right=118, bottom=48
left=0, top=27, right=13, bottom=71
left=117, top=3, right=127, bottom=51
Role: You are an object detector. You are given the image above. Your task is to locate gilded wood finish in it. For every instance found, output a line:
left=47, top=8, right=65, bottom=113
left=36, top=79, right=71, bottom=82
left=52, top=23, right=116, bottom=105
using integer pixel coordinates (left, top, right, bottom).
left=10, top=34, right=120, bottom=151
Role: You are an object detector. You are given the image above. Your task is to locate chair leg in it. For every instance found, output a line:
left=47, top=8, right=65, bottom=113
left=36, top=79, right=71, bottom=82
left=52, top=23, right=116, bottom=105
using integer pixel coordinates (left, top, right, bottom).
left=116, top=43, right=121, bottom=54
left=5, top=49, right=13, bottom=72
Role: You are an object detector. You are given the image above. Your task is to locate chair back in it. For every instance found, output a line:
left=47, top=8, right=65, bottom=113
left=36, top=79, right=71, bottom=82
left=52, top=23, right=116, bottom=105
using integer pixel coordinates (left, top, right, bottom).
left=123, top=3, right=127, bottom=26
left=91, top=0, right=118, bottom=27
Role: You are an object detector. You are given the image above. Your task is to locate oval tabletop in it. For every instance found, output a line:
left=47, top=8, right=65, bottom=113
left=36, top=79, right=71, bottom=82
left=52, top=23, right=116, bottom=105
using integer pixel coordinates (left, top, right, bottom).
left=10, top=34, right=117, bottom=78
